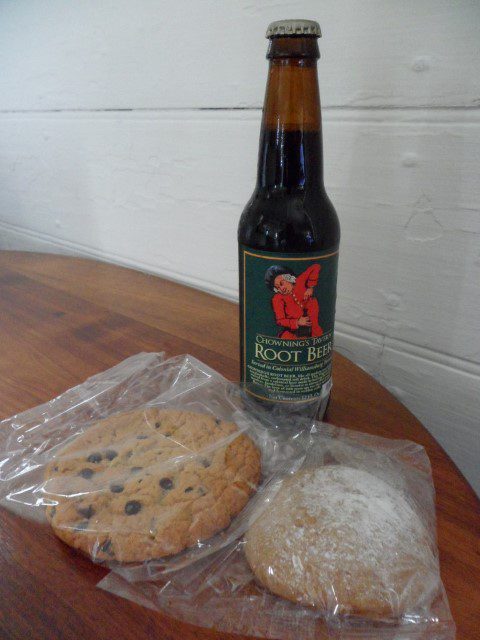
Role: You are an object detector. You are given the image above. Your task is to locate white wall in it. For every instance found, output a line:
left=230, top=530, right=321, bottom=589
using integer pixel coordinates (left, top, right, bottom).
left=0, top=1, right=479, bottom=494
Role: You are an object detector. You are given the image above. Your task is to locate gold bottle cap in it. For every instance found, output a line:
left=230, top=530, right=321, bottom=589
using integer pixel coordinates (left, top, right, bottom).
left=266, top=19, right=321, bottom=39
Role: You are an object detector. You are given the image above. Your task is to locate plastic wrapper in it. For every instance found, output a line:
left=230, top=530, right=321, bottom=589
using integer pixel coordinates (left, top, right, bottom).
left=0, top=352, right=454, bottom=639
left=99, top=425, right=454, bottom=639
left=0, top=352, right=314, bottom=574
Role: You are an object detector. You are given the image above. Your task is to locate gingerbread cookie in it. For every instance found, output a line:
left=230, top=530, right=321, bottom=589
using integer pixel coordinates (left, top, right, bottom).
left=44, top=409, right=261, bottom=562
left=245, top=465, right=439, bottom=617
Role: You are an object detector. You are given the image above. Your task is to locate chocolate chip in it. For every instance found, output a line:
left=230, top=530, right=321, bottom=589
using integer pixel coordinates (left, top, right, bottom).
left=79, top=468, right=94, bottom=480
left=110, top=483, right=124, bottom=493
left=198, top=487, right=207, bottom=496
left=87, top=452, right=102, bottom=464
left=184, top=486, right=193, bottom=493
left=125, top=500, right=141, bottom=515
left=159, top=477, right=173, bottom=490
left=105, top=449, right=118, bottom=461
left=100, top=539, right=113, bottom=555
left=201, top=458, right=211, bottom=468
left=155, top=422, right=161, bottom=429
left=131, top=466, right=143, bottom=474
left=77, top=505, right=95, bottom=519
left=215, top=418, right=221, bottom=425
left=53, top=466, right=59, bottom=472
left=74, top=521, right=89, bottom=531
left=136, top=435, right=148, bottom=440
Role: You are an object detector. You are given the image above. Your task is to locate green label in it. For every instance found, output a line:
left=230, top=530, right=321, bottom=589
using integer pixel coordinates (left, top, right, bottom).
left=240, top=245, right=339, bottom=402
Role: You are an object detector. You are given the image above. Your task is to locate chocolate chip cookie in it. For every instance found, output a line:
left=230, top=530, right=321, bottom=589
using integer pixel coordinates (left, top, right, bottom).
left=44, top=409, right=261, bottom=562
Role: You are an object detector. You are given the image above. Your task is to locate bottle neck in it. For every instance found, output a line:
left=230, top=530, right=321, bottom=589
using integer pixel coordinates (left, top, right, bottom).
left=257, top=54, right=324, bottom=193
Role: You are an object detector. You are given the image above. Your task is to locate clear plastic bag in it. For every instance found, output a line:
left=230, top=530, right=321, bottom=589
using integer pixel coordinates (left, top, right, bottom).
left=99, top=424, right=455, bottom=639
left=0, top=352, right=312, bottom=575
left=0, top=352, right=454, bottom=638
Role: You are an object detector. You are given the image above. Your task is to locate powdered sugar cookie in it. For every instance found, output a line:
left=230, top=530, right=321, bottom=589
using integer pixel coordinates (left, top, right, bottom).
left=245, top=465, right=439, bottom=617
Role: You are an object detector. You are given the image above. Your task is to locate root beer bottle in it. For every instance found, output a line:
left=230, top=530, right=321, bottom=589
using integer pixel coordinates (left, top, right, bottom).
left=238, top=20, right=340, bottom=410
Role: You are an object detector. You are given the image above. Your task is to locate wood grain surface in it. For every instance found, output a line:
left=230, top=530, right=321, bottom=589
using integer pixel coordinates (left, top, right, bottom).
left=0, top=252, right=478, bottom=640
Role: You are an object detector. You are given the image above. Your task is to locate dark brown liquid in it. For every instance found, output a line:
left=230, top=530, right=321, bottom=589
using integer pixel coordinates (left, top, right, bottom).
left=238, top=129, right=339, bottom=251
left=238, top=129, right=340, bottom=384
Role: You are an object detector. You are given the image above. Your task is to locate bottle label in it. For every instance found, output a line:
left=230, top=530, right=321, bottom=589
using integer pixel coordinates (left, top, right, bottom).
left=240, top=245, right=339, bottom=402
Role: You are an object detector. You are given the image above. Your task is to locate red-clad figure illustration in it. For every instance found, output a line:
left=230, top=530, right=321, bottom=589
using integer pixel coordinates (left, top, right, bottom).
left=264, top=264, right=323, bottom=339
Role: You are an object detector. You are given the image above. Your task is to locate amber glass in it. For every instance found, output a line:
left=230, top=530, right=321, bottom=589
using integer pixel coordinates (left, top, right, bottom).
left=238, top=35, right=340, bottom=386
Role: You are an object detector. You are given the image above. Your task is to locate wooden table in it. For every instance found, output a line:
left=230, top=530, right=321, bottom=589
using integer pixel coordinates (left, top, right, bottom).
left=0, top=252, right=478, bottom=640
